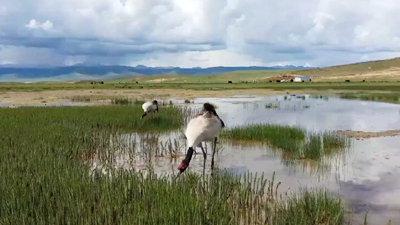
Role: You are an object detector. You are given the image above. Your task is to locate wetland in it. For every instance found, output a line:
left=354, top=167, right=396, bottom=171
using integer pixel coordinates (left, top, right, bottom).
left=1, top=93, right=399, bottom=224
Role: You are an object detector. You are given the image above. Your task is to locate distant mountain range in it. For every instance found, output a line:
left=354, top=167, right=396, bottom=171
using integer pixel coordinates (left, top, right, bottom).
left=0, top=64, right=311, bottom=82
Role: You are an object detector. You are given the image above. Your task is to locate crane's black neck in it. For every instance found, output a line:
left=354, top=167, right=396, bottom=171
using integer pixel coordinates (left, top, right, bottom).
left=182, top=147, right=194, bottom=165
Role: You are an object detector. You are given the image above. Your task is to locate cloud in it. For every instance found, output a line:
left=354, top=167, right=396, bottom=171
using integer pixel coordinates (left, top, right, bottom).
left=1, top=0, right=400, bottom=67
left=25, top=19, right=53, bottom=30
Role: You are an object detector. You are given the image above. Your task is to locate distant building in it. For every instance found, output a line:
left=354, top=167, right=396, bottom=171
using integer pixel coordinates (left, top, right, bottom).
left=293, top=76, right=311, bottom=82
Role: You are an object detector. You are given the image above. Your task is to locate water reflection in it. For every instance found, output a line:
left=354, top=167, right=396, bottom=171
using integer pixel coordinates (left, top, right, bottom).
left=94, top=136, right=399, bottom=224
left=339, top=169, right=400, bottom=224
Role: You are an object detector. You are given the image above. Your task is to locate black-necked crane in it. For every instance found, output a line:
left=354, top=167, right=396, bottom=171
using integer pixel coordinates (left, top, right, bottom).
left=141, top=100, right=159, bottom=119
left=178, top=103, right=225, bottom=174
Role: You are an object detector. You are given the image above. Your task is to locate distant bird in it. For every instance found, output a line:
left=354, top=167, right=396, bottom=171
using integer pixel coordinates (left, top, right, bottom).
left=178, top=103, right=225, bottom=174
left=141, top=100, right=159, bottom=119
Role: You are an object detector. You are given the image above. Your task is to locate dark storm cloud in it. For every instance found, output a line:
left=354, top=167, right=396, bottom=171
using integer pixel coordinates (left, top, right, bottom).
left=0, top=0, right=400, bottom=67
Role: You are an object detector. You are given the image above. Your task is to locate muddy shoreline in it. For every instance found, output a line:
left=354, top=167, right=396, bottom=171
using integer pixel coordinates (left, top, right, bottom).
left=0, top=88, right=341, bottom=106
left=336, top=130, right=400, bottom=139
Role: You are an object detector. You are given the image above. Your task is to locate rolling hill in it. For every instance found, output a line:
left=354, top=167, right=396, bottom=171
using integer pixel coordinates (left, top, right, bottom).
left=0, top=65, right=309, bottom=82
left=290, top=57, right=400, bottom=81
left=1, top=57, right=400, bottom=83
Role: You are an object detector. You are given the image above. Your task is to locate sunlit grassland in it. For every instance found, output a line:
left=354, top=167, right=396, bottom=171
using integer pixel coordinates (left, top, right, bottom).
left=115, top=70, right=284, bottom=83
left=0, top=106, right=345, bottom=224
left=290, top=57, right=400, bottom=77
left=221, top=124, right=349, bottom=160
left=2, top=80, right=400, bottom=93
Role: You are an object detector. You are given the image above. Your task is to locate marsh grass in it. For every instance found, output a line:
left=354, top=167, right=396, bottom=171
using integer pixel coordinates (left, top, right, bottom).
left=71, top=95, right=92, bottom=102
left=265, top=102, right=280, bottom=109
left=340, top=93, right=400, bottom=104
left=70, top=95, right=112, bottom=102
left=221, top=124, right=349, bottom=160
left=111, top=98, right=146, bottom=105
left=323, top=131, right=349, bottom=153
left=302, top=133, right=322, bottom=160
left=69, top=95, right=147, bottom=105
left=221, top=124, right=304, bottom=154
left=0, top=106, right=345, bottom=224
left=270, top=190, right=344, bottom=225
left=111, top=98, right=130, bottom=105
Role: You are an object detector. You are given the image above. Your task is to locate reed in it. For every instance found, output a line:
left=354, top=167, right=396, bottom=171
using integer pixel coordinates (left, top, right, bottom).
left=221, top=124, right=349, bottom=160
left=340, top=93, right=400, bottom=104
left=69, top=95, right=146, bottom=105
left=0, top=106, right=344, bottom=224
left=269, top=190, right=344, bottom=225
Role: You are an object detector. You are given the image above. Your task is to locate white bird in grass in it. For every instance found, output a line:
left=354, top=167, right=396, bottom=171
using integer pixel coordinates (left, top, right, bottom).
left=178, top=103, right=225, bottom=174
left=141, top=100, right=159, bottom=119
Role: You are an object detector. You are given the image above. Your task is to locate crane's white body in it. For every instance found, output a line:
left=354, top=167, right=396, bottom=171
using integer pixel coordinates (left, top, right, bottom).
left=178, top=103, right=224, bottom=174
left=185, top=112, right=223, bottom=148
left=142, top=101, right=157, bottom=114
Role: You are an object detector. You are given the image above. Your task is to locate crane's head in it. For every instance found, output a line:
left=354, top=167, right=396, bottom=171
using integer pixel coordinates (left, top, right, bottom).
left=152, top=100, right=159, bottom=112
left=203, top=103, right=225, bottom=128
left=203, top=103, right=217, bottom=115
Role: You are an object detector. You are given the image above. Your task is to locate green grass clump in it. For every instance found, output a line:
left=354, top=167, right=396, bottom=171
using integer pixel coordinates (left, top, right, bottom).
left=221, top=124, right=349, bottom=160
left=220, top=124, right=305, bottom=141
left=323, top=131, right=348, bottom=152
left=339, top=93, right=358, bottom=100
left=71, top=95, right=92, bottom=102
left=111, top=98, right=131, bottom=105
left=69, top=95, right=146, bottom=105
left=271, top=190, right=344, bottom=225
left=221, top=124, right=305, bottom=153
left=340, top=93, right=400, bottom=104
left=302, top=133, right=322, bottom=160
left=111, top=98, right=145, bottom=105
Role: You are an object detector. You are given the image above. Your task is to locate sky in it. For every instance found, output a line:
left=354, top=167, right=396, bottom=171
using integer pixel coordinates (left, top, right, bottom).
left=1, top=0, right=400, bottom=68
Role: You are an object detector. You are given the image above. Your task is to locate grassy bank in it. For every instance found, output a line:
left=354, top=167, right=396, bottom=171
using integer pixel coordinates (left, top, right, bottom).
left=67, top=95, right=147, bottom=105
left=0, top=106, right=345, bottom=224
left=221, top=124, right=349, bottom=160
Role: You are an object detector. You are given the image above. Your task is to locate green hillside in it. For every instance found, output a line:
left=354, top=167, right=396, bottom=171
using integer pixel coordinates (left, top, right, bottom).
left=290, top=57, right=400, bottom=80
left=113, top=57, right=400, bottom=83
left=114, top=70, right=288, bottom=83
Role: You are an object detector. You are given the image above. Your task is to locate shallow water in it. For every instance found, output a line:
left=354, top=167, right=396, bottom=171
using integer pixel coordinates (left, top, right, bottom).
left=96, top=95, right=400, bottom=224
left=189, top=94, right=400, bottom=132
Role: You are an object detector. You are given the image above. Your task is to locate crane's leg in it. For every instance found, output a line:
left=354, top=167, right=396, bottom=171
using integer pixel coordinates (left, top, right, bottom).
left=211, top=137, right=217, bottom=170
left=200, top=143, right=206, bottom=176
